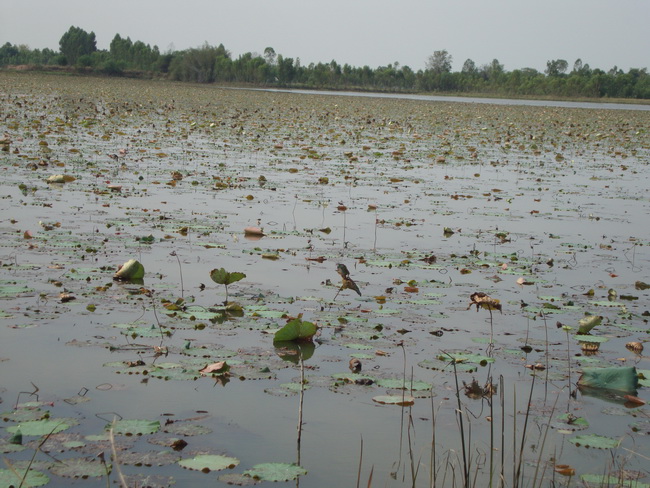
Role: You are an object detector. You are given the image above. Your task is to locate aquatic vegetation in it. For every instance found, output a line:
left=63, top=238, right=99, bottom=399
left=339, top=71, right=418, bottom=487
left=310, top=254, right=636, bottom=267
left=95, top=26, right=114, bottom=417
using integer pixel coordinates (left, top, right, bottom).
left=0, top=72, right=648, bottom=487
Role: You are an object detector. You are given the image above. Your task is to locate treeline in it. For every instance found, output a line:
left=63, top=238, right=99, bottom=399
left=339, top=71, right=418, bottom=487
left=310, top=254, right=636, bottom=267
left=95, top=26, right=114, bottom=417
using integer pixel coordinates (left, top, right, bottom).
left=1, top=26, right=649, bottom=100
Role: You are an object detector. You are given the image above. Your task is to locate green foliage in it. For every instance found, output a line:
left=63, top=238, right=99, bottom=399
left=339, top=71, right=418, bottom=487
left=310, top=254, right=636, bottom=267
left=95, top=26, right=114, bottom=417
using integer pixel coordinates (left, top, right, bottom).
left=108, top=419, right=161, bottom=435
left=0, top=42, right=60, bottom=66
left=577, top=315, right=602, bottom=334
left=179, top=454, right=239, bottom=472
left=569, top=434, right=621, bottom=449
left=243, top=463, right=307, bottom=482
left=546, top=59, right=569, bottom=76
left=0, top=468, right=49, bottom=487
left=209, top=267, right=246, bottom=304
left=426, top=49, right=453, bottom=73
left=209, top=268, right=245, bottom=286
left=6, top=419, right=73, bottom=436
left=169, top=43, right=231, bottom=83
left=100, top=59, right=124, bottom=76
left=114, top=259, right=145, bottom=281
left=578, top=366, right=639, bottom=394
left=49, top=458, right=108, bottom=478
left=273, top=317, right=317, bottom=342
left=59, top=26, right=97, bottom=65
left=109, top=34, right=160, bottom=71
left=2, top=26, right=650, bottom=99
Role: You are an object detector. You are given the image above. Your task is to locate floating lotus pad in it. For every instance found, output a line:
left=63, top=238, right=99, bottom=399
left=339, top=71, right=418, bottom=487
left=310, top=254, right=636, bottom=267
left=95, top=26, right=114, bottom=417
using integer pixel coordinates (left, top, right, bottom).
left=569, top=434, right=621, bottom=449
left=118, top=450, right=181, bottom=466
left=107, top=419, right=161, bottom=436
left=438, top=352, right=495, bottom=366
left=50, top=458, right=107, bottom=478
left=376, top=378, right=432, bottom=391
left=162, top=423, right=213, bottom=436
left=243, top=462, right=307, bottom=482
left=0, top=468, right=49, bottom=487
left=372, top=395, right=415, bottom=406
left=418, top=358, right=478, bottom=373
left=578, top=366, right=639, bottom=394
left=178, top=454, right=239, bottom=472
left=6, top=419, right=75, bottom=436
left=580, top=474, right=650, bottom=487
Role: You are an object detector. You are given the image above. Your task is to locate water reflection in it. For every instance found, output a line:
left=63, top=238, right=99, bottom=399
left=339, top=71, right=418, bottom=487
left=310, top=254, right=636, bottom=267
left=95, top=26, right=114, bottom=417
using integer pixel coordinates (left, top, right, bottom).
left=246, top=87, right=650, bottom=111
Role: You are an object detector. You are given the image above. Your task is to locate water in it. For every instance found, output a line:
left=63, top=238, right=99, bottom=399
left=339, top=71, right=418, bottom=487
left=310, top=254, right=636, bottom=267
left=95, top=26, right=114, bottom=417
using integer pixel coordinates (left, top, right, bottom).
left=0, top=72, right=649, bottom=487
left=249, top=86, right=650, bottom=111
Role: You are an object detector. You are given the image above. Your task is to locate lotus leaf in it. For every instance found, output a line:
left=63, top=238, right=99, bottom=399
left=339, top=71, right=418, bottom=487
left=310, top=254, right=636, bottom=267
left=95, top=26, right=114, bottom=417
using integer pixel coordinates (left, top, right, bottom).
left=243, top=462, right=307, bottom=482
left=179, top=454, right=239, bottom=472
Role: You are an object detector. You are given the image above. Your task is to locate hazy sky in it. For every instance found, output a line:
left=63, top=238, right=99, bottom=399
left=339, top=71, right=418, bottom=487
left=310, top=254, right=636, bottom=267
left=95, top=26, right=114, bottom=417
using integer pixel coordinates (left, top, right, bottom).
left=3, top=0, right=649, bottom=73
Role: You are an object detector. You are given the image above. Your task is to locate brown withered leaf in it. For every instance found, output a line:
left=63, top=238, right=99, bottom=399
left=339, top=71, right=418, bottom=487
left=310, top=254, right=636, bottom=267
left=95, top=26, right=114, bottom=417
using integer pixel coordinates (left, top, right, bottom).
left=199, top=361, right=230, bottom=375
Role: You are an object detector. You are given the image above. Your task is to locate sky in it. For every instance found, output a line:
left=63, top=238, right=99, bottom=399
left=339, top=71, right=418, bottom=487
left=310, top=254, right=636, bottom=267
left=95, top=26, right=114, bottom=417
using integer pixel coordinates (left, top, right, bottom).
left=3, top=0, right=649, bottom=73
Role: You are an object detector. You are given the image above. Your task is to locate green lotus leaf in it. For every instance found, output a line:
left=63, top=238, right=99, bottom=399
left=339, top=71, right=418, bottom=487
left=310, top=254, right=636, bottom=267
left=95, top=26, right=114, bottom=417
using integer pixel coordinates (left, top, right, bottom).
left=440, top=352, right=495, bottom=365
left=243, top=462, right=307, bottom=482
left=372, top=395, right=415, bottom=406
left=179, top=454, right=239, bottom=472
left=569, top=434, right=621, bottom=449
left=418, top=359, right=478, bottom=373
left=577, top=315, right=602, bottom=334
left=376, top=378, right=432, bottom=391
left=580, top=474, right=650, bottom=487
left=108, top=419, right=161, bottom=436
left=162, top=423, right=213, bottom=436
left=578, top=366, right=639, bottom=394
left=273, top=317, right=317, bottom=342
left=209, top=268, right=246, bottom=286
left=0, top=468, right=49, bottom=487
left=331, top=372, right=376, bottom=383
left=118, top=450, right=181, bottom=466
left=50, top=458, right=107, bottom=478
left=6, top=419, right=73, bottom=436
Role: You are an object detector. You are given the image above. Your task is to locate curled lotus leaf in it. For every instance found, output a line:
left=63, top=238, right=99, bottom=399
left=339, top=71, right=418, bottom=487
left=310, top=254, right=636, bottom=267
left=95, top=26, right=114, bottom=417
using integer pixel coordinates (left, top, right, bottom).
left=114, top=259, right=145, bottom=281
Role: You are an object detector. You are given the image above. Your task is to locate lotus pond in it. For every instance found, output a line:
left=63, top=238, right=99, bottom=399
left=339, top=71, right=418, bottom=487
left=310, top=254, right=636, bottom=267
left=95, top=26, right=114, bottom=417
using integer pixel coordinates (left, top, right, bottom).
left=0, top=72, right=649, bottom=487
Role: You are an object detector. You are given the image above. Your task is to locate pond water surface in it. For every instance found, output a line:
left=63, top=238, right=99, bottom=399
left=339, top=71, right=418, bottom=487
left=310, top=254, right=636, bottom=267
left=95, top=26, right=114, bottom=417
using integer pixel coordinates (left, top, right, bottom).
left=0, top=72, right=649, bottom=488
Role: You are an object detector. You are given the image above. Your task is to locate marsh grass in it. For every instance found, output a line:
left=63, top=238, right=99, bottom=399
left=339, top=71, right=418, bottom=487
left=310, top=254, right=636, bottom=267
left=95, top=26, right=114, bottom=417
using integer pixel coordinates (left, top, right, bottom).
left=354, top=347, right=568, bottom=488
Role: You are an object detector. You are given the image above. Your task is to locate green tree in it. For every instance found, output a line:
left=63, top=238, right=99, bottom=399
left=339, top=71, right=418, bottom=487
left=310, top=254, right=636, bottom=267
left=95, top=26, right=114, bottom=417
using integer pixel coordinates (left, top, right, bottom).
left=59, top=26, right=97, bottom=65
left=426, top=49, right=452, bottom=73
left=276, top=55, right=295, bottom=84
left=545, top=59, right=568, bottom=76
left=461, top=58, right=477, bottom=75
left=572, top=58, right=591, bottom=76
left=263, top=47, right=276, bottom=66
left=0, top=43, right=20, bottom=65
left=169, top=42, right=231, bottom=82
left=481, top=59, right=504, bottom=81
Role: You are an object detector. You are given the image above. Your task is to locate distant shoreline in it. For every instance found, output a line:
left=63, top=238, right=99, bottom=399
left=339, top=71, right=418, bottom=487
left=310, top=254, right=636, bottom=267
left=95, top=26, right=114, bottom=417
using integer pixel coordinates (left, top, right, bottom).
left=2, top=65, right=649, bottom=107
